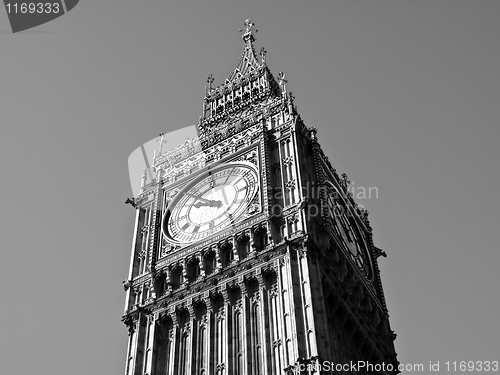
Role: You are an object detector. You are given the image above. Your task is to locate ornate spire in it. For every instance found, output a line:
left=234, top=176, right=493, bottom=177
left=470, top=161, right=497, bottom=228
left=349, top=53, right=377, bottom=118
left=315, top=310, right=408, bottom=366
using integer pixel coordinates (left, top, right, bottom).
left=157, top=132, right=167, bottom=154
left=205, top=74, right=214, bottom=95
left=140, top=168, right=147, bottom=193
left=198, top=19, right=280, bottom=143
left=153, top=132, right=167, bottom=163
left=239, top=18, right=258, bottom=45
left=225, top=19, right=262, bottom=84
left=277, top=72, right=287, bottom=92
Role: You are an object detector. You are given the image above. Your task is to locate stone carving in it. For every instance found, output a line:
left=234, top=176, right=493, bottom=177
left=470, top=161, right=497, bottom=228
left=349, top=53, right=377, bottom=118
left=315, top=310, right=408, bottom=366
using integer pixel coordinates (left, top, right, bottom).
left=284, top=179, right=296, bottom=191
left=215, top=308, right=225, bottom=321
left=216, top=363, right=226, bottom=372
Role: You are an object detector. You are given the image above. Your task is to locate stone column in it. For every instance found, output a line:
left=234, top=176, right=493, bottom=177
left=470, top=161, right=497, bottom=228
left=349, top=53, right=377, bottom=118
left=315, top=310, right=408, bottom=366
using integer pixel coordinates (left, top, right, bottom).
left=238, top=277, right=249, bottom=375
left=164, top=267, right=172, bottom=294
left=186, top=299, right=196, bottom=375
left=231, top=235, right=239, bottom=264
left=125, top=208, right=141, bottom=314
left=144, top=314, right=158, bottom=375
left=182, top=258, right=188, bottom=286
left=222, top=285, right=231, bottom=375
left=167, top=310, right=178, bottom=375
left=214, top=245, right=222, bottom=272
left=123, top=318, right=137, bottom=375
left=194, top=252, right=203, bottom=280
left=257, top=269, right=270, bottom=374
left=204, top=292, right=214, bottom=375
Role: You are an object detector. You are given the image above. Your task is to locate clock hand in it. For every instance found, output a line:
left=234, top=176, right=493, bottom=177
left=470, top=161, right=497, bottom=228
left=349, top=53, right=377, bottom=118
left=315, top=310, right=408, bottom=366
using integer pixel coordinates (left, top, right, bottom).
left=193, top=200, right=223, bottom=208
left=220, top=186, right=229, bottom=206
left=183, top=192, right=214, bottom=204
left=211, top=200, right=223, bottom=208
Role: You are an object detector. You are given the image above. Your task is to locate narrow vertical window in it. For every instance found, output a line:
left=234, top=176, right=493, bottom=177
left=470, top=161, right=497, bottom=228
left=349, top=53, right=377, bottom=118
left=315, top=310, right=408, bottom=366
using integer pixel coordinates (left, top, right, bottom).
left=253, top=303, right=262, bottom=375
left=179, top=333, right=188, bottom=375
left=198, top=325, right=206, bottom=372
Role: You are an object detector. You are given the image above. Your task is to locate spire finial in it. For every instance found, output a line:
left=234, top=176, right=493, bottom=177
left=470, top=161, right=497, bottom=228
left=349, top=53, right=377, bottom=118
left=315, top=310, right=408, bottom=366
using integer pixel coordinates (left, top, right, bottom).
left=239, top=19, right=257, bottom=44
left=140, top=168, right=147, bottom=193
left=206, top=73, right=214, bottom=94
left=277, top=71, right=287, bottom=92
left=156, top=132, right=167, bottom=155
left=207, top=74, right=214, bottom=89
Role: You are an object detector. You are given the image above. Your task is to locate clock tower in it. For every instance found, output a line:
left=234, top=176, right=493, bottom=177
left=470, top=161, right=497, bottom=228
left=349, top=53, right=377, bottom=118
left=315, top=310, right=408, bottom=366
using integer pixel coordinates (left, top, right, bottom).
left=122, top=20, right=398, bottom=375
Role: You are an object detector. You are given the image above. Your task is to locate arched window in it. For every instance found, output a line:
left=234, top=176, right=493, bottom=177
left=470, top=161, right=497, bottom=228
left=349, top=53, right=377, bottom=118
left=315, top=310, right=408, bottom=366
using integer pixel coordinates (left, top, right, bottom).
left=187, top=258, right=200, bottom=282
left=237, top=234, right=250, bottom=260
left=203, top=251, right=216, bottom=275
left=219, top=243, right=233, bottom=267
left=253, top=227, right=267, bottom=250
left=170, top=266, right=183, bottom=290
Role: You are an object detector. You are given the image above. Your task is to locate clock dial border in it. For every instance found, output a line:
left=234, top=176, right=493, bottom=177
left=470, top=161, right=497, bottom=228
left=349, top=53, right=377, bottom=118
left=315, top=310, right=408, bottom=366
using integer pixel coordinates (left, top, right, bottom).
left=162, top=161, right=260, bottom=245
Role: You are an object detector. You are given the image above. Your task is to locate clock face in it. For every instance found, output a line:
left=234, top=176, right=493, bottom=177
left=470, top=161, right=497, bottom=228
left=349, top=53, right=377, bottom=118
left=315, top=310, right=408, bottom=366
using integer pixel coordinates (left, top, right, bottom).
left=325, top=182, right=373, bottom=279
left=162, top=162, right=259, bottom=244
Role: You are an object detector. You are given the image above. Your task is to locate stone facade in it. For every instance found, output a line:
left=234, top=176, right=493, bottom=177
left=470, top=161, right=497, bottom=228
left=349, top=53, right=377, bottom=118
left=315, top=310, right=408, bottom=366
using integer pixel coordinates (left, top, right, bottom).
left=122, top=19, right=398, bottom=375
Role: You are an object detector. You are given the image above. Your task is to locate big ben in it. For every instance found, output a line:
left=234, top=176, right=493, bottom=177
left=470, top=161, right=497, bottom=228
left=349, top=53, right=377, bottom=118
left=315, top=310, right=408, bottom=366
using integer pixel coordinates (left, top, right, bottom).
left=122, top=19, right=398, bottom=375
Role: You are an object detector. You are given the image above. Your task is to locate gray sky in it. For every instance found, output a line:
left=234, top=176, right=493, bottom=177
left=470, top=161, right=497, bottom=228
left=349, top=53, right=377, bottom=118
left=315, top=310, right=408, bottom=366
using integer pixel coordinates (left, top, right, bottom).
left=1, top=1, right=499, bottom=374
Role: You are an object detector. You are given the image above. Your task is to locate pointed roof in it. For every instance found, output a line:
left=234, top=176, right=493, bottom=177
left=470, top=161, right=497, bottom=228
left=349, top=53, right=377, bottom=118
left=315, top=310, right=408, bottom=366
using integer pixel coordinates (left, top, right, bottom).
left=198, top=19, right=283, bottom=144
left=225, top=19, right=263, bottom=83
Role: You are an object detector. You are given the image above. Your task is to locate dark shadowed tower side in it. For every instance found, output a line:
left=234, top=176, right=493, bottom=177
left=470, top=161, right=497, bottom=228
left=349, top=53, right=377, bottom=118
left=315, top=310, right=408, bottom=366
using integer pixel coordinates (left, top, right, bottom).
left=122, top=19, right=398, bottom=375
